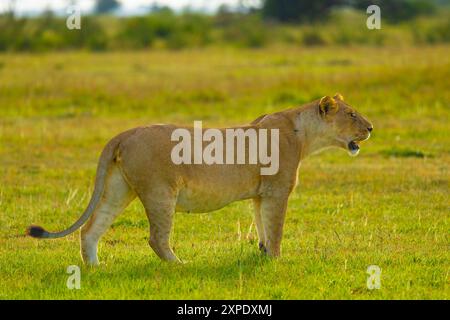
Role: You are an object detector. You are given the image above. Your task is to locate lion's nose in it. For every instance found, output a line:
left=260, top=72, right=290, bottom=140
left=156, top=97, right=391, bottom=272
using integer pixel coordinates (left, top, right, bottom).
left=367, top=126, right=373, bottom=132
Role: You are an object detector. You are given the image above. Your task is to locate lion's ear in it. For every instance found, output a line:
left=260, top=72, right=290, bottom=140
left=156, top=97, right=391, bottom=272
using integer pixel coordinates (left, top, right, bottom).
left=319, top=96, right=338, bottom=114
left=334, top=93, right=344, bottom=101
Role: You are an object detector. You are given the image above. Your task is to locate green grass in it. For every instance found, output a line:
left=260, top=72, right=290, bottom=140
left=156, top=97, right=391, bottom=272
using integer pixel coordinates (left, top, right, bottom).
left=0, top=46, right=449, bottom=299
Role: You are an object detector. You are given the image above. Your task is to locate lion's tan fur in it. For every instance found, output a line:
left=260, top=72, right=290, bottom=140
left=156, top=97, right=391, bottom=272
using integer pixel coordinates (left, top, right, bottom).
left=29, top=94, right=373, bottom=265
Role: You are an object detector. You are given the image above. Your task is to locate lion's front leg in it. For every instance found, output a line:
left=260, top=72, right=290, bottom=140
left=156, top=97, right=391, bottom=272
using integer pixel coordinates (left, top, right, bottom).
left=252, top=197, right=266, bottom=253
left=259, top=194, right=289, bottom=257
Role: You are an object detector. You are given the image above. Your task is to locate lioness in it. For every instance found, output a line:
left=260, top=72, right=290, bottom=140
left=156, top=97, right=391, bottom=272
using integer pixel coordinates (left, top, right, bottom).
left=27, top=94, right=372, bottom=265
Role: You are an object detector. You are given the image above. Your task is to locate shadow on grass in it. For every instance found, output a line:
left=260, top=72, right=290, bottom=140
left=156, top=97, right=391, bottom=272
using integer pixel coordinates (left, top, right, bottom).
left=86, top=248, right=273, bottom=285
left=379, top=147, right=432, bottom=158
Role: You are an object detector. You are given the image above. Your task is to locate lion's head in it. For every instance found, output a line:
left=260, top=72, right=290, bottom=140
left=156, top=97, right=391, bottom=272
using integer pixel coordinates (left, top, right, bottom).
left=318, top=94, right=373, bottom=156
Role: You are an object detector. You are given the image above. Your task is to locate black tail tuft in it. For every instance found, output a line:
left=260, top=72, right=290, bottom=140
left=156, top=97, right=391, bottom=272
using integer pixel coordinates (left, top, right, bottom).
left=26, top=225, right=47, bottom=238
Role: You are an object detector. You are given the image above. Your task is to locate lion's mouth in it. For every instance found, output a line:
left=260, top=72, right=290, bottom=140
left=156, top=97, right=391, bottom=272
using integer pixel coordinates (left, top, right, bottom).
left=347, top=140, right=360, bottom=156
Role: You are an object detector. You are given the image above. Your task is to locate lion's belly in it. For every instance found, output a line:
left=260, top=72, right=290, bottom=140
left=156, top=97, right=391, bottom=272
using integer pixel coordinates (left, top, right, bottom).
left=175, top=182, right=258, bottom=213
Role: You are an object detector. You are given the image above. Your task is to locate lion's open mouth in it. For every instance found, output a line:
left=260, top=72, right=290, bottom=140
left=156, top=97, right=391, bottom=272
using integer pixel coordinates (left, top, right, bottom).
left=348, top=141, right=360, bottom=156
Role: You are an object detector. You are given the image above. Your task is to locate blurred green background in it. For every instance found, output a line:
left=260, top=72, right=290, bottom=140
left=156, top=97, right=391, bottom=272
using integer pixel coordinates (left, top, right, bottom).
left=0, top=0, right=449, bottom=51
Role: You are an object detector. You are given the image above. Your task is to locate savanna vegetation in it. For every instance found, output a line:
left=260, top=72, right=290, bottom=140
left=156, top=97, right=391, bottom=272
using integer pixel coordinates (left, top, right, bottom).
left=0, top=44, right=448, bottom=299
left=0, top=0, right=448, bottom=301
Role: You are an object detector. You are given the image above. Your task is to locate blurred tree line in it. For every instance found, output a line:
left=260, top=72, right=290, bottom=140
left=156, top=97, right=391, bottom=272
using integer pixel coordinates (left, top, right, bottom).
left=94, top=0, right=120, bottom=14
left=262, top=0, right=439, bottom=22
left=0, top=0, right=449, bottom=51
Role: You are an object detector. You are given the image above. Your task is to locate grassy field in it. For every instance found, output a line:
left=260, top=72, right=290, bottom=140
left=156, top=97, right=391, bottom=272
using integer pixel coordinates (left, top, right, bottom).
left=0, top=46, right=448, bottom=299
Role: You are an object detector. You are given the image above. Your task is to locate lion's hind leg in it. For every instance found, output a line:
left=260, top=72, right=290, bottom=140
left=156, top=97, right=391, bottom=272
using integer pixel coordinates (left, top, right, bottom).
left=80, top=165, right=135, bottom=265
left=139, top=188, right=180, bottom=262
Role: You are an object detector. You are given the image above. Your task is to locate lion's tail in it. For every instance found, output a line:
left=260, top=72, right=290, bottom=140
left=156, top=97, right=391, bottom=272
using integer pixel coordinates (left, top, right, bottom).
left=26, top=138, right=120, bottom=239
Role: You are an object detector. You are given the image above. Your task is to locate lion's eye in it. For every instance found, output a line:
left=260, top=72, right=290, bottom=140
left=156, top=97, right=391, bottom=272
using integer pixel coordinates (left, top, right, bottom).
left=350, top=112, right=356, bottom=118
